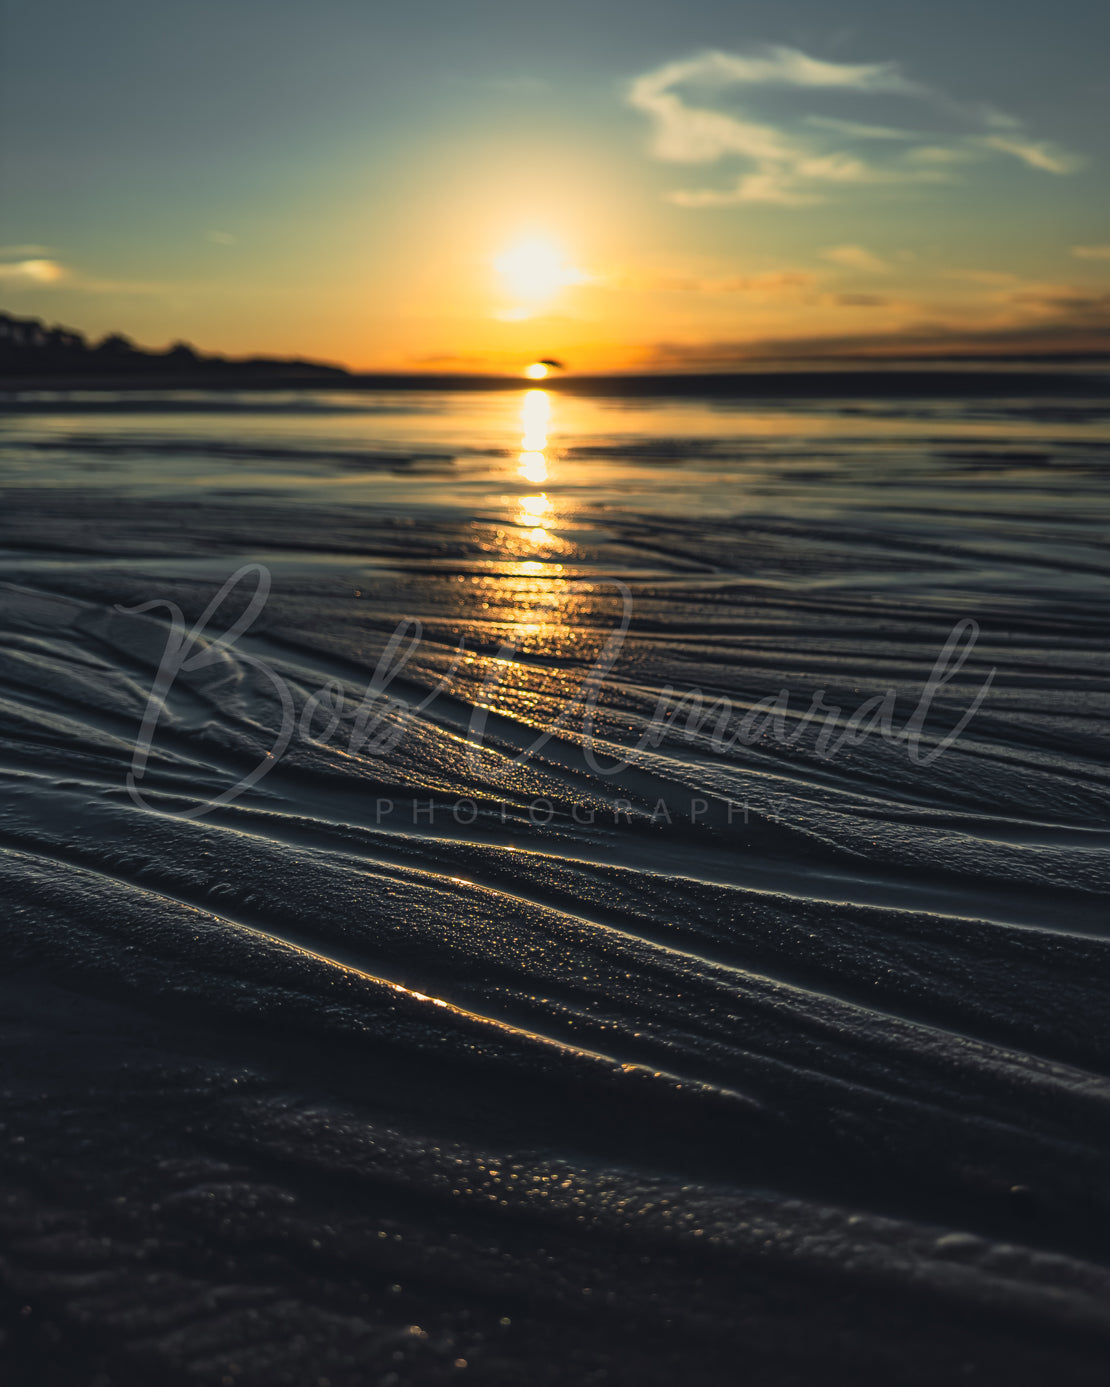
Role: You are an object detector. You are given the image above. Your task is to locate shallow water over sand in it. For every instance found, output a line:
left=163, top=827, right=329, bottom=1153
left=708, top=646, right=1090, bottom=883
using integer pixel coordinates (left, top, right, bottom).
left=2, top=382, right=1109, bottom=1385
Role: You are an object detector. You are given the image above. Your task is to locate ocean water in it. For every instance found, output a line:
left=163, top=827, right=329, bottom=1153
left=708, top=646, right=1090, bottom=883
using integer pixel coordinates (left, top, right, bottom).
left=2, top=382, right=1110, bottom=1385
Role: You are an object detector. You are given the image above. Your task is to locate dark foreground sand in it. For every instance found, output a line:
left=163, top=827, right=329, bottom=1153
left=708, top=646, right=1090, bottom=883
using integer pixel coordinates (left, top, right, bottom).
left=1, top=383, right=1109, bottom=1384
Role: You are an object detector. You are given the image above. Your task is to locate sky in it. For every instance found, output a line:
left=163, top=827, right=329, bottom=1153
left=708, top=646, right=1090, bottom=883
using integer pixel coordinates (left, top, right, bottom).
left=2, top=0, right=1109, bottom=371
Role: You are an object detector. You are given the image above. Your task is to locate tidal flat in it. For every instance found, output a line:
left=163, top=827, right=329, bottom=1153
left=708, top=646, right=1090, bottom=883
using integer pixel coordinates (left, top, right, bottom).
left=2, top=377, right=1109, bottom=1385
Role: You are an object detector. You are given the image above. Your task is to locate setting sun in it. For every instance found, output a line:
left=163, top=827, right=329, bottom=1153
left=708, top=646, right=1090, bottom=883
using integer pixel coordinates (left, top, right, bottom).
left=495, top=238, right=577, bottom=300
left=493, top=237, right=587, bottom=322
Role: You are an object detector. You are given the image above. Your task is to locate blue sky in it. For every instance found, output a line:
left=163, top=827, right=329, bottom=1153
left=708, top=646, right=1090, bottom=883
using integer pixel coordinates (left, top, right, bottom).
left=2, top=0, right=1108, bottom=367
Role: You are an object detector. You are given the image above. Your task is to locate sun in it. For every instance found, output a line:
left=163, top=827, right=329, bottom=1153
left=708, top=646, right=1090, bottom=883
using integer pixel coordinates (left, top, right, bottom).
left=494, top=237, right=586, bottom=319
left=495, top=238, right=571, bottom=300
left=525, top=362, right=548, bottom=380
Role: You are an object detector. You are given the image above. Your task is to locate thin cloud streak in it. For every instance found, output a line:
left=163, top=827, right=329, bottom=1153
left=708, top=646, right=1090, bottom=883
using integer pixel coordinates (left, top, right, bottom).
left=0, top=257, right=163, bottom=294
left=644, top=317, right=1110, bottom=366
left=628, top=46, right=1082, bottom=208
left=976, top=134, right=1082, bottom=175
left=822, top=246, right=892, bottom=273
left=0, top=259, right=65, bottom=283
left=603, top=267, right=817, bottom=297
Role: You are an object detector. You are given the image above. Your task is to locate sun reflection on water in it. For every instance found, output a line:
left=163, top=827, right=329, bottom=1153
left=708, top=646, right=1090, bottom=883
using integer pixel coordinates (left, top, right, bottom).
left=517, top=493, right=550, bottom=523
left=511, top=389, right=558, bottom=550
left=517, top=451, right=547, bottom=484
left=520, top=389, right=550, bottom=452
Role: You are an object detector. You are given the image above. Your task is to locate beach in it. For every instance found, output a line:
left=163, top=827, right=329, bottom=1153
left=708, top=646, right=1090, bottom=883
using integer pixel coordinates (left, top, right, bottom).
left=2, top=376, right=1110, bottom=1385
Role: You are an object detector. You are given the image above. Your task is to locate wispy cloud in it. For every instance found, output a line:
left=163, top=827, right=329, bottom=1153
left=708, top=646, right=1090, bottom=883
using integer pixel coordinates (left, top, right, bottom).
left=832, top=292, right=891, bottom=307
left=669, top=174, right=817, bottom=209
left=601, top=266, right=817, bottom=298
left=943, top=269, right=1022, bottom=286
left=1008, top=287, right=1110, bottom=316
left=976, top=134, right=1081, bottom=174
left=628, top=46, right=1082, bottom=208
left=645, top=315, right=1110, bottom=366
left=0, top=258, right=65, bottom=283
left=0, top=257, right=161, bottom=294
left=723, top=271, right=817, bottom=298
left=821, top=245, right=892, bottom=273
left=1072, top=245, right=1110, bottom=261
left=805, top=116, right=917, bottom=142
left=637, top=264, right=1110, bottom=365
left=939, top=272, right=1110, bottom=328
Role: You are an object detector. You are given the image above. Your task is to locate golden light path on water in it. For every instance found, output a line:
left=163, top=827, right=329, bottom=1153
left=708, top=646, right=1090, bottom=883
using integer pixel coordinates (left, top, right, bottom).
left=480, top=385, right=590, bottom=664
left=515, top=389, right=553, bottom=540
left=518, top=452, right=547, bottom=485
left=518, top=389, right=550, bottom=457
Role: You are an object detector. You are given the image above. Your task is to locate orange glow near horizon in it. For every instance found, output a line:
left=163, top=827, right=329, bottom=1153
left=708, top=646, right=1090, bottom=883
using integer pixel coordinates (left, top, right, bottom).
left=11, top=3, right=1109, bottom=383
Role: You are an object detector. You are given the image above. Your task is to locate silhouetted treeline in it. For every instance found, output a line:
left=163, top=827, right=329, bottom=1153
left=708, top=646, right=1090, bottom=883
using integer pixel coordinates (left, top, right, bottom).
left=0, top=311, right=347, bottom=380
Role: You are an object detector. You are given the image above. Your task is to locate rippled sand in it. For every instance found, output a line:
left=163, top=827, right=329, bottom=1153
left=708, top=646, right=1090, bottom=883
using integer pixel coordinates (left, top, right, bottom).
left=2, top=382, right=1109, bottom=1385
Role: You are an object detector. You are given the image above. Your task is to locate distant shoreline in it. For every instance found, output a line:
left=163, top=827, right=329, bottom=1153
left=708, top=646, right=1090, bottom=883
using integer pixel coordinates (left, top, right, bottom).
left=3, top=365, right=1109, bottom=400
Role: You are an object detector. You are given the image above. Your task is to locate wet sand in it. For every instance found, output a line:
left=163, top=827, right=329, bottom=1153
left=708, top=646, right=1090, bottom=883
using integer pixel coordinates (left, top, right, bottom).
left=1, top=381, right=1109, bottom=1384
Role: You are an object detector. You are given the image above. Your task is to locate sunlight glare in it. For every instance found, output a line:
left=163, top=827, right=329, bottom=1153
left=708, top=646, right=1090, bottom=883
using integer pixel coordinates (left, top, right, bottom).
left=519, top=494, right=551, bottom=525
left=521, top=389, right=549, bottom=450
left=495, top=237, right=586, bottom=319
left=496, top=238, right=574, bottom=300
left=511, top=391, right=555, bottom=535
left=518, top=451, right=548, bottom=484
